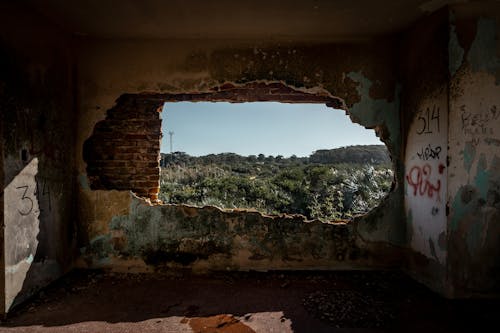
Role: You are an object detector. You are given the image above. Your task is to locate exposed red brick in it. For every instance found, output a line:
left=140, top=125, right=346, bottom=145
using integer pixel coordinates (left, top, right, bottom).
left=83, top=95, right=163, bottom=200
left=83, top=82, right=343, bottom=201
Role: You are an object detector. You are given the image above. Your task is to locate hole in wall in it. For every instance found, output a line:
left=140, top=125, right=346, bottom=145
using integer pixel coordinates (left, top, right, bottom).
left=82, top=82, right=395, bottom=222
left=159, top=101, right=393, bottom=222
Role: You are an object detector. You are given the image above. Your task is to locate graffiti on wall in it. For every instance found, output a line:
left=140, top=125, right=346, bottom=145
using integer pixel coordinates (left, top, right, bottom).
left=416, top=144, right=442, bottom=160
left=16, top=176, right=54, bottom=216
left=405, top=99, right=447, bottom=263
left=461, top=104, right=498, bottom=136
left=406, top=163, right=445, bottom=201
left=415, top=105, right=440, bottom=135
left=406, top=105, right=445, bottom=203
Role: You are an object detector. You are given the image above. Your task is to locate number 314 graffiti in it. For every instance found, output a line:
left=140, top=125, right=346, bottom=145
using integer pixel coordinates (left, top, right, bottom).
left=16, top=177, right=51, bottom=216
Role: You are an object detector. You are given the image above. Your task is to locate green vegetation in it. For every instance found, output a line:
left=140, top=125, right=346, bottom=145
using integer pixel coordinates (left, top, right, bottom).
left=159, top=145, right=393, bottom=221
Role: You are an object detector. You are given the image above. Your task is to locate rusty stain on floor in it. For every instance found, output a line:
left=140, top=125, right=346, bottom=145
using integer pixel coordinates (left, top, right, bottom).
left=187, top=314, right=255, bottom=333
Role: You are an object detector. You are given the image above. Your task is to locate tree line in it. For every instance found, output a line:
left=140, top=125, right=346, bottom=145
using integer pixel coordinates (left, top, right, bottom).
left=159, top=145, right=393, bottom=221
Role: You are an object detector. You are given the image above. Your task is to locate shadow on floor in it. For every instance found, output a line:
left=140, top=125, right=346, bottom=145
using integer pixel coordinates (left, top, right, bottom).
left=1, top=270, right=500, bottom=333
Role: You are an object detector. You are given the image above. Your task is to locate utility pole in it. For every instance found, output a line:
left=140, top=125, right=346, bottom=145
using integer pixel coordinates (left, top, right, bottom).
left=168, top=131, right=174, bottom=162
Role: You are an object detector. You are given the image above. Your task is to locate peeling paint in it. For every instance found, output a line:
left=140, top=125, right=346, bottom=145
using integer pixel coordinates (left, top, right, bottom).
left=75, top=36, right=406, bottom=278
left=467, top=18, right=500, bottom=82
left=346, top=71, right=401, bottom=154
left=449, top=19, right=500, bottom=293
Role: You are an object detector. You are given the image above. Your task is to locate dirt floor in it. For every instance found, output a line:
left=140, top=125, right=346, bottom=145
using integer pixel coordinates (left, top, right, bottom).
left=0, top=269, right=499, bottom=333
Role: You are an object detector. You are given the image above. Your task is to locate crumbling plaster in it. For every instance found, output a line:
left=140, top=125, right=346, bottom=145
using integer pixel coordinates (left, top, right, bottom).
left=447, top=8, right=500, bottom=295
left=75, top=38, right=400, bottom=163
left=75, top=37, right=405, bottom=272
left=78, top=194, right=404, bottom=273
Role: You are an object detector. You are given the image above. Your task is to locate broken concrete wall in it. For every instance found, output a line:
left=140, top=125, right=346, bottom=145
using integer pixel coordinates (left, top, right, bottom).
left=78, top=194, right=401, bottom=272
left=76, top=37, right=405, bottom=272
left=447, top=4, right=500, bottom=296
left=400, top=8, right=450, bottom=294
left=0, top=3, right=77, bottom=312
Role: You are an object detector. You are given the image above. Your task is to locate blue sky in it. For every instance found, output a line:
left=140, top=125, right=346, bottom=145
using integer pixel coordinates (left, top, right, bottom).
left=161, top=102, right=382, bottom=157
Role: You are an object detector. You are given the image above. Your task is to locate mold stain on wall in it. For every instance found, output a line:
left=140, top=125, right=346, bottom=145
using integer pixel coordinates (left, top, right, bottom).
left=79, top=193, right=399, bottom=273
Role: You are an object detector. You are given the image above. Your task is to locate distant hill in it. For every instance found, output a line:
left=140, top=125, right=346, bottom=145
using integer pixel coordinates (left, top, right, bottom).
left=160, top=145, right=390, bottom=167
left=309, top=145, right=390, bottom=164
left=159, top=145, right=393, bottom=220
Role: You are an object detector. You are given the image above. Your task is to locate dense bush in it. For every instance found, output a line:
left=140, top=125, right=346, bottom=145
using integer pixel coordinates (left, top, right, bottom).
left=159, top=146, right=393, bottom=221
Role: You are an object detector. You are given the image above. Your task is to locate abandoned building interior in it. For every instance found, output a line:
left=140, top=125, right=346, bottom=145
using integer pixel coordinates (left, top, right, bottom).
left=1, top=0, right=500, bottom=331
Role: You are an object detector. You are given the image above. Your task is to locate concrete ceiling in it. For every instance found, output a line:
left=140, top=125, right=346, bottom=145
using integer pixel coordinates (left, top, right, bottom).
left=30, top=0, right=465, bottom=40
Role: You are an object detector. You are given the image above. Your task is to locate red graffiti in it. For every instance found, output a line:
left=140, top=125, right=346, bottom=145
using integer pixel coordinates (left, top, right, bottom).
left=406, top=164, right=442, bottom=201
left=438, top=163, right=445, bottom=174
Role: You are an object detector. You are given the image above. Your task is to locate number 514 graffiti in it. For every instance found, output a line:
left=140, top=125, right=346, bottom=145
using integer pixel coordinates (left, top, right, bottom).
left=416, top=105, right=440, bottom=135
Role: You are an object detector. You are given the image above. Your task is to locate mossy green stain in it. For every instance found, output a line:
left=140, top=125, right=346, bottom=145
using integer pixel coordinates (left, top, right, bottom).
left=110, top=197, right=236, bottom=260
left=89, top=234, right=114, bottom=259
left=99, top=192, right=373, bottom=268
left=450, top=187, right=469, bottom=232
left=474, top=154, right=490, bottom=198
left=451, top=152, right=492, bottom=232
left=462, top=142, right=476, bottom=173
left=78, top=173, right=90, bottom=190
